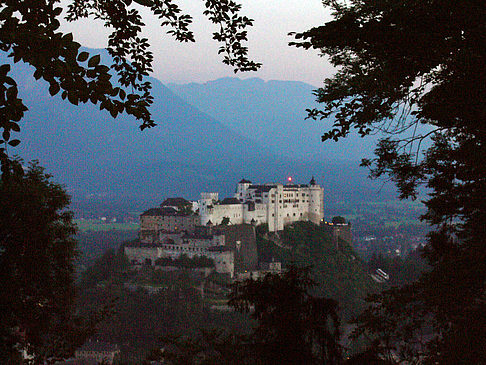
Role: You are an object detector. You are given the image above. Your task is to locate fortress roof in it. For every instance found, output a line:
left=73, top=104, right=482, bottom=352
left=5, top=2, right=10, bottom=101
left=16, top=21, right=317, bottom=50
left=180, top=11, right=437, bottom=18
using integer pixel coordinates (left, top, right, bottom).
left=141, top=207, right=191, bottom=217
left=160, top=197, right=190, bottom=207
left=239, top=179, right=252, bottom=184
left=284, top=184, right=309, bottom=189
left=249, top=184, right=275, bottom=193
left=220, top=197, right=241, bottom=205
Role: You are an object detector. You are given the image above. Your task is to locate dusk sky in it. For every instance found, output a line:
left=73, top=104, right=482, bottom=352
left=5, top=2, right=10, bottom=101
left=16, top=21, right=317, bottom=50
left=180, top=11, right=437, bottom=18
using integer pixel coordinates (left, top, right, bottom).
left=60, top=0, right=335, bottom=86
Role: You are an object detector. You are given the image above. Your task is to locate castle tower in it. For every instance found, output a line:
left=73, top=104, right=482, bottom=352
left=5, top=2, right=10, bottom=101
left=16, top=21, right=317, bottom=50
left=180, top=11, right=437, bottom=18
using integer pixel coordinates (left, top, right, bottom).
left=199, top=192, right=219, bottom=225
left=235, top=179, right=252, bottom=201
left=308, top=177, right=324, bottom=225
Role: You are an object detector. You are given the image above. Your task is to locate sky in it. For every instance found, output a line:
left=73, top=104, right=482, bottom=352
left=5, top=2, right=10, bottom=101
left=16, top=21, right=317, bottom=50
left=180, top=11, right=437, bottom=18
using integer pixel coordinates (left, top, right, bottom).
left=59, top=0, right=335, bottom=86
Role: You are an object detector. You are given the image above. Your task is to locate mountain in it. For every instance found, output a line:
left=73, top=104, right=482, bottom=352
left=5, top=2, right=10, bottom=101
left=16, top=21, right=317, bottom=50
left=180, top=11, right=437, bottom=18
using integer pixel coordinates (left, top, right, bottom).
left=1, top=49, right=397, bottom=207
left=168, top=77, right=381, bottom=161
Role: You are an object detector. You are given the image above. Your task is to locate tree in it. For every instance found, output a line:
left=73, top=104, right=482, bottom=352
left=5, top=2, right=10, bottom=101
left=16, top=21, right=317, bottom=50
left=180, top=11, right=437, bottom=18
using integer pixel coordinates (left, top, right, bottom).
left=147, top=329, right=256, bottom=365
left=0, top=0, right=260, bottom=172
left=331, top=216, right=346, bottom=225
left=292, top=0, right=486, bottom=362
left=0, top=1, right=259, bottom=360
left=0, top=161, right=80, bottom=362
left=229, top=265, right=343, bottom=365
left=149, top=265, right=343, bottom=364
left=221, top=216, right=231, bottom=226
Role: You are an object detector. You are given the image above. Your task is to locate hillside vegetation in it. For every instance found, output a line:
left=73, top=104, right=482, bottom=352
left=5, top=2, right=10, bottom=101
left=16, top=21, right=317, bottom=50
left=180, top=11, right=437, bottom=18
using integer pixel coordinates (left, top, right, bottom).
left=76, top=249, right=251, bottom=362
left=257, top=222, right=377, bottom=318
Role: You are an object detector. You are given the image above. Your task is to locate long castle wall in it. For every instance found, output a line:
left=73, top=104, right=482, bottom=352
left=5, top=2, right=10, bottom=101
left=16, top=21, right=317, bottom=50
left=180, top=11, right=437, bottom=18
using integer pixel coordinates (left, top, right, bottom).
left=124, top=245, right=234, bottom=277
left=199, top=181, right=324, bottom=232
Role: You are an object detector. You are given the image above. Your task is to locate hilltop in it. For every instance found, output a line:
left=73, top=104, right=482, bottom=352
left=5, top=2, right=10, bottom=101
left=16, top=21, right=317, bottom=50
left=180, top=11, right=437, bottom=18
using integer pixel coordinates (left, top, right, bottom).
left=256, top=221, right=376, bottom=318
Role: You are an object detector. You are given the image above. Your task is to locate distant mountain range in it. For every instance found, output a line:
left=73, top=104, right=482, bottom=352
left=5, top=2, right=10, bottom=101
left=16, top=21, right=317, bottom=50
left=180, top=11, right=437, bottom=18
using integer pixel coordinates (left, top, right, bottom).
left=2, top=49, right=397, bottom=208
left=168, top=77, right=381, bottom=161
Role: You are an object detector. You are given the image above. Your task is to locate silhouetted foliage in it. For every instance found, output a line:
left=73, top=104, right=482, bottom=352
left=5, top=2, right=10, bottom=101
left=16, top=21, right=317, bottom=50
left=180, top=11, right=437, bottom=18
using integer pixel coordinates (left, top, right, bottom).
left=147, top=329, right=256, bottom=365
left=150, top=265, right=343, bottom=364
left=0, top=161, right=89, bottom=362
left=221, top=216, right=231, bottom=226
left=229, top=265, right=343, bottom=364
left=0, top=0, right=260, bottom=172
left=331, top=216, right=346, bottom=225
left=293, top=0, right=486, bottom=361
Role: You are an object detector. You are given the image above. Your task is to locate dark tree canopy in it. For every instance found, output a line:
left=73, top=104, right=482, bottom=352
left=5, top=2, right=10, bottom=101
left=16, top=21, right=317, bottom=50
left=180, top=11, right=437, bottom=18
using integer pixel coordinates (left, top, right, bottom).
left=229, top=265, right=343, bottom=364
left=0, top=0, right=260, bottom=173
left=0, top=162, right=77, bottom=362
left=151, top=266, right=343, bottom=364
left=292, top=0, right=486, bottom=361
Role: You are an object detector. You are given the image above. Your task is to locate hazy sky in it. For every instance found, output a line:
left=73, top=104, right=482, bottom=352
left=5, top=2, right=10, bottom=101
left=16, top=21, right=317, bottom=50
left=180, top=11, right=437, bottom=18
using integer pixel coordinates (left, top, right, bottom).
left=60, top=0, right=335, bottom=86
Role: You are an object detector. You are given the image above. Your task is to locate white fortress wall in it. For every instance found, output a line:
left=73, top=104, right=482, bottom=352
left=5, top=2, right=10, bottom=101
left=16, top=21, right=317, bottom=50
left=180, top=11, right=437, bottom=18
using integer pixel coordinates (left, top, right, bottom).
left=200, top=180, right=324, bottom=232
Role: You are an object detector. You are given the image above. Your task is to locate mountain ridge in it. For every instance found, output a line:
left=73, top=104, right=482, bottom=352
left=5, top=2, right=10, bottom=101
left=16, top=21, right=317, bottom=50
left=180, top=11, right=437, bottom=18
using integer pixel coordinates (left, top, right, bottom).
left=1, top=49, right=396, bottom=203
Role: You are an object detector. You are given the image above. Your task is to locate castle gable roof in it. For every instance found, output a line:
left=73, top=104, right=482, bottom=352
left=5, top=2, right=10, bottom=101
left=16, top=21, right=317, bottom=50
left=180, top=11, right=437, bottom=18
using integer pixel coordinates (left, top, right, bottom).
left=248, top=184, right=275, bottom=193
left=220, top=197, right=241, bottom=205
left=141, top=207, right=190, bottom=217
left=160, top=197, right=190, bottom=207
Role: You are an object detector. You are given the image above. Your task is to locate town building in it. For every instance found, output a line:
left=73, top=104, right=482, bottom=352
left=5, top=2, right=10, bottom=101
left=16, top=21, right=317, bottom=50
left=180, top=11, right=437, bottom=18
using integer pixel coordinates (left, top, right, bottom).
left=74, top=341, right=120, bottom=365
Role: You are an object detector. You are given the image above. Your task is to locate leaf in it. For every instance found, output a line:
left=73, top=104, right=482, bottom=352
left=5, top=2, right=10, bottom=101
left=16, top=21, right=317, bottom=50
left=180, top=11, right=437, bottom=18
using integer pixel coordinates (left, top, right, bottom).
left=88, top=55, right=101, bottom=68
left=77, top=52, right=89, bottom=62
left=8, top=139, right=20, bottom=147
left=49, top=83, right=60, bottom=96
left=10, top=123, right=20, bottom=132
left=0, top=64, right=11, bottom=75
left=67, top=93, right=78, bottom=105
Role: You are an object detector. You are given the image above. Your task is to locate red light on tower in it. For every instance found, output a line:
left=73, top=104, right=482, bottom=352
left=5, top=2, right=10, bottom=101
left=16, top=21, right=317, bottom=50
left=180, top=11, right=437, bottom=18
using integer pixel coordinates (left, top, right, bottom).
left=287, top=176, right=292, bottom=183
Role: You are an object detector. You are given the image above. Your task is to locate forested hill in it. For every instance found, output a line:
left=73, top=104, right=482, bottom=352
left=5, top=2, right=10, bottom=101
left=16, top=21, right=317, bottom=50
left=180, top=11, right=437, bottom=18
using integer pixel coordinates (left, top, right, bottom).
left=256, top=222, right=377, bottom=318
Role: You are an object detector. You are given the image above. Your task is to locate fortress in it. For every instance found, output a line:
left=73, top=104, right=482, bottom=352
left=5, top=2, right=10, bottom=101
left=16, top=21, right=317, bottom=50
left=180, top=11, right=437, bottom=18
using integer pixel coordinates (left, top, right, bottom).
left=199, top=177, right=324, bottom=232
left=125, top=178, right=324, bottom=278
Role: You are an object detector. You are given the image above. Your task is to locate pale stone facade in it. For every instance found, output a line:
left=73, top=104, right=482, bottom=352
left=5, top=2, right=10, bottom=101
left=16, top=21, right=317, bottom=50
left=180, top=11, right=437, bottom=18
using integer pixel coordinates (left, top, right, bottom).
left=126, top=212, right=235, bottom=277
left=199, top=178, right=324, bottom=232
left=125, top=244, right=234, bottom=277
